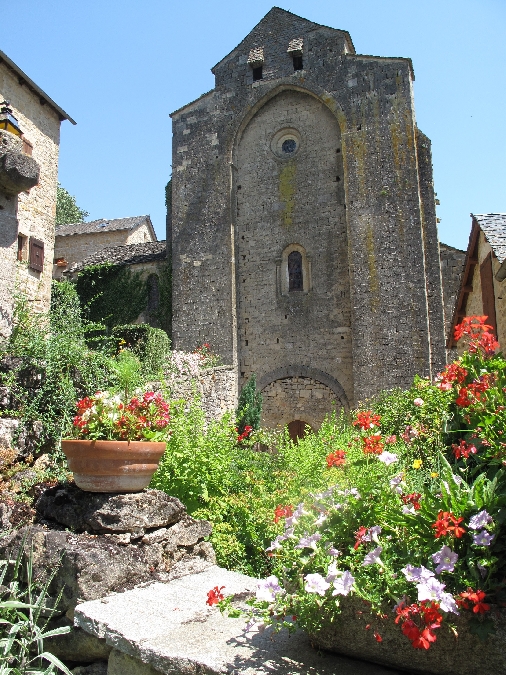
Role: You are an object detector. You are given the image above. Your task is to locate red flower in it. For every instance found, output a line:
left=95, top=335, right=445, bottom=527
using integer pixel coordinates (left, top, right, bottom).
left=452, top=440, right=477, bottom=460
left=436, top=363, right=468, bottom=390
left=353, top=411, right=381, bottom=430
left=401, top=493, right=422, bottom=510
left=206, top=586, right=225, bottom=606
left=374, top=631, right=383, bottom=643
left=354, top=525, right=369, bottom=550
left=459, top=589, right=490, bottom=614
left=395, top=602, right=442, bottom=650
left=274, top=504, right=293, bottom=523
left=454, top=316, right=494, bottom=342
left=432, top=511, right=466, bottom=538
left=455, top=388, right=471, bottom=407
left=326, top=450, right=346, bottom=468
left=362, top=434, right=384, bottom=455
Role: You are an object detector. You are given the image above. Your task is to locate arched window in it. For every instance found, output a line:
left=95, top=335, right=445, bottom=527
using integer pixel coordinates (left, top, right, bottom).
left=288, top=251, right=303, bottom=291
left=147, top=274, right=160, bottom=313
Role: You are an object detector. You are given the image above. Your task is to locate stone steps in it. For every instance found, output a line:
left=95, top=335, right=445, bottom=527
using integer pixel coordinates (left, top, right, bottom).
left=75, top=566, right=404, bottom=675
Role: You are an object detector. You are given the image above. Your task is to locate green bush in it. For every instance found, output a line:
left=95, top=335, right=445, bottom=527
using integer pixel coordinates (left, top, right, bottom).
left=112, top=324, right=170, bottom=377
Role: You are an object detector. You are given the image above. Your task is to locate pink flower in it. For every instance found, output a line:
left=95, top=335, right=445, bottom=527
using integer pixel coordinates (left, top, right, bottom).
left=413, top=398, right=424, bottom=407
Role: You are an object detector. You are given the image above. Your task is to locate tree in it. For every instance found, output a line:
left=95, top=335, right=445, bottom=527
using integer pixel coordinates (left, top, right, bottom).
left=56, top=183, right=89, bottom=225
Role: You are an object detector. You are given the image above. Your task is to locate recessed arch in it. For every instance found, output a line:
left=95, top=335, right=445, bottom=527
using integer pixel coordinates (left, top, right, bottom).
left=259, top=366, right=350, bottom=410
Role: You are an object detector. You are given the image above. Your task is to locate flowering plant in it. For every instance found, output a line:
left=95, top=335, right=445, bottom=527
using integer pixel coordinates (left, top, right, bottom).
left=69, top=390, right=170, bottom=442
left=214, top=317, right=506, bottom=651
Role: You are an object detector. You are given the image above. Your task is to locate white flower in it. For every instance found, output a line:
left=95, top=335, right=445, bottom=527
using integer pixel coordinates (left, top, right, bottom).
left=402, top=565, right=434, bottom=583
left=256, top=575, right=282, bottom=603
left=377, top=451, right=398, bottom=465
left=431, top=545, right=458, bottom=574
left=413, top=398, right=424, bottom=407
left=304, top=573, right=330, bottom=596
left=332, top=570, right=355, bottom=597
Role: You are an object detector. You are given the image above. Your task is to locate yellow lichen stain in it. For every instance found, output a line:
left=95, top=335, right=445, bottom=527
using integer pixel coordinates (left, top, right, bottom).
left=365, top=221, right=379, bottom=312
left=279, top=160, right=296, bottom=227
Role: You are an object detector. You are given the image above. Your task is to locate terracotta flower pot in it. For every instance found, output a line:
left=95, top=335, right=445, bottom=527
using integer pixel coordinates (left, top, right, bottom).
left=61, top=439, right=166, bottom=493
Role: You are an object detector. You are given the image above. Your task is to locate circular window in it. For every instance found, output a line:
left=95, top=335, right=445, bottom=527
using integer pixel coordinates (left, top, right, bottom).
left=270, top=128, right=301, bottom=159
left=282, top=138, right=297, bottom=154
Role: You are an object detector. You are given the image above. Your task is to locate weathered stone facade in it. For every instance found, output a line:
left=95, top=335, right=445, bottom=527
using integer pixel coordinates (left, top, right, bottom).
left=54, top=215, right=156, bottom=278
left=169, top=8, right=447, bottom=429
left=439, top=243, right=466, bottom=336
left=0, top=50, right=74, bottom=339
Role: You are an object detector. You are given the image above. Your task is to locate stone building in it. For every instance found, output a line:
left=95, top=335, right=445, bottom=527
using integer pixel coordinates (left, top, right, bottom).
left=0, top=50, right=75, bottom=339
left=65, top=240, right=167, bottom=326
left=449, top=214, right=506, bottom=353
left=169, top=8, right=448, bottom=432
left=53, top=214, right=156, bottom=278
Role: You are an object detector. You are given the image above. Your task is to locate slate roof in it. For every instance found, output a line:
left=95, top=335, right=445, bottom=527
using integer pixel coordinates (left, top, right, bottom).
left=67, top=241, right=167, bottom=274
left=472, top=213, right=506, bottom=264
left=55, top=215, right=155, bottom=239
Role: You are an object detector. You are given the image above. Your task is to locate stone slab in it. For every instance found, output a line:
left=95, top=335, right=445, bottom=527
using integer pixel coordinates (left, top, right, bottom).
left=75, top=566, right=403, bottom=675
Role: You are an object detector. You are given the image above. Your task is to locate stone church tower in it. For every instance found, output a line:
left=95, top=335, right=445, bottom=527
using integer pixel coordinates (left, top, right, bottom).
left=169, top=8, right=446, bottom=430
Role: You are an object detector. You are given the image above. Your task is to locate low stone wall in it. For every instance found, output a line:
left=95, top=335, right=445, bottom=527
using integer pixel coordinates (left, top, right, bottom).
left=164, top=365, right=237, bottom=425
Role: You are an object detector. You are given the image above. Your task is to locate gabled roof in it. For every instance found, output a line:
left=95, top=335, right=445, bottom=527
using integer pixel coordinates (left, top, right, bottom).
left=472, top=213, right=506, bottom=265
left=0, top=49, right=76, bottom=125
left=55, top=215, right=156, bottom=241
left=67, top=241, right=167, bottom=274
left=211, top=7, right=355, bottom=73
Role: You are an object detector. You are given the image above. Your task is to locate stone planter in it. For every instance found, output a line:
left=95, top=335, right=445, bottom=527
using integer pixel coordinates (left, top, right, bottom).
left=61, top=440, right=166, bottom=492
left=309, top=596, right=506, bottom=675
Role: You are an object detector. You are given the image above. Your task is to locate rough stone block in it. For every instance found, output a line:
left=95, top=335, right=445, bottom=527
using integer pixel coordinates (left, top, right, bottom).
left=108, top=650, right=162, bottom=675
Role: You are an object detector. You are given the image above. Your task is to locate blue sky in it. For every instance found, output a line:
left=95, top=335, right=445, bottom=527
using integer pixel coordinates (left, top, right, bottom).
left=2, top=0, right=505, bottom=250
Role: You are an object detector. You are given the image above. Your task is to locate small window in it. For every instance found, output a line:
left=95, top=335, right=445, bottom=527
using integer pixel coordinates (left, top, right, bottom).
left=292, top=55, right=303, bottom=71
left=28, top=237, right=44, bottom=272
left=288, top=251, right=303, bottom=292
left=17, top=235, right=25, bottom=261
left=252, top=66, right=263, bottom=81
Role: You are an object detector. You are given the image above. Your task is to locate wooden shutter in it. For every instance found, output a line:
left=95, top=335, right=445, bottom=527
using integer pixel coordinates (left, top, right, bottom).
left=29, top=237, right=44, bottom=272
left=480, top=253, right=497, bottom=335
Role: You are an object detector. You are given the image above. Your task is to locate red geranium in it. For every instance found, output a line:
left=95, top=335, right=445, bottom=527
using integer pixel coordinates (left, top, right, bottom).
left=452, top=440, right=477, bottom=460
left=353, top=411, right=381, bottom=430
left=274, top=504, right=293, bottom=523
left=362, top=434, right=384, bottom=455
left=206, top=586, right=225, bottom=606
left=432, top=511, right=466, bottom=538
left=395, top=601, right=443, bottom=650
left=326, top=450, right=346, bottom=468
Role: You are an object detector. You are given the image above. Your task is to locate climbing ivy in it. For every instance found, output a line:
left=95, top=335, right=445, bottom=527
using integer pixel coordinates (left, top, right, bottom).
left=74, top=263, right=147, bottom=331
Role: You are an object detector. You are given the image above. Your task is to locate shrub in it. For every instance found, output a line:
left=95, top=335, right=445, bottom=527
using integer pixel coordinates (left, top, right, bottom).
left=236, top=374, right=262, bottom=434
left=112, top=324, right=171, bottom=377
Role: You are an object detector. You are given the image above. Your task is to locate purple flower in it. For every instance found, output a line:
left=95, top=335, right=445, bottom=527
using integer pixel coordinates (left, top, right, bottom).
left=439, top=592, right=459, bottom=614
left=295, top=532, right=322, bottom=550
left=314, top=513, right=327, bottom=527
left=432, top=545, right=458, bottom=574
left=402, top=565, right=434, bottom=583
left=473, top=530, right=495, bottom=547
left=326, top=561, right=339, bottom=583
left=362, top=546, right=383, bottom=566
left=477, top=561, right=488, bottom=578
left=469, top=510, right=493, bottom=530
left=265, top=537, right=283, bottom=553
left=304, top=573, right=330, bottom=596
left=378, top=451, right=398, bottom=465
left=416, top=577, right=446, bottom=603
left=332, top=570, right=355, bottom=597
left=325, top=543, right=341, bottom=557
left=401, top=504, right=418, bottom=516
left=256, top=575, right=282, bottom=602
left=390, top=474, right=404, bottom=494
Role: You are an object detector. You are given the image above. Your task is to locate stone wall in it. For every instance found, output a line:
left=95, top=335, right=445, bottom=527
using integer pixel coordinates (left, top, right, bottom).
left=170, top=8, right=446, bottom=429
left=261, top=376, right=339, bottom=431
left=0, top=63, right=61, bottom=337
left=164, top=365, right=237, bottom=425
left=439, top=243, right=466, bottom=340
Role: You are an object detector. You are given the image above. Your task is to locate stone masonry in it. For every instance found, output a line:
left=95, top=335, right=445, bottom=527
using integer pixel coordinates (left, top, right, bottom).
left=0, top=50, right=74, bottom=338
left=169, top=8, right=447, bottom=429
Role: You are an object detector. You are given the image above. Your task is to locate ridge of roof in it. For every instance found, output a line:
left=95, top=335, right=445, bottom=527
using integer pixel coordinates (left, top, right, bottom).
left=0, top=49, right=76, bottom=125
left=67, top=240, right=167, bottom=274
left=55, top=215, right=155, bottom=238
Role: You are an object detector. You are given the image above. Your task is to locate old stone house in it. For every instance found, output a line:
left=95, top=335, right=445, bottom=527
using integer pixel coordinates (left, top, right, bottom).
left=449, top=214, right=506, bottom=352
left=0, top=50, right=75, bottom=339
left=53, top=214, right=156, bottom=278
left=65, top=239, right=168, bottom=327
left=169, top=7, right=450, bottom=432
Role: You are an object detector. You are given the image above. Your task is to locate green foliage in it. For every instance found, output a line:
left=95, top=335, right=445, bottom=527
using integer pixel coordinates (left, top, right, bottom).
left=55, top=183, right=89, bottom=225
left=1, top=283, right=117, bottom=453
left=0, top=542, right=72, bottom=674
left=236, top=374, right=262, bottom=433
left=74, top=263, right=147, bottom=331
left=110, top=349, right=143, bottom=399
left=112, top=325, right=170, bottom=378
left=165, top=178, right=172, bottom=210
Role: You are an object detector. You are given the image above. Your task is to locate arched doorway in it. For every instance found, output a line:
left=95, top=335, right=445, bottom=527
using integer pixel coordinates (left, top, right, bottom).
left=288, top=420, right=312, bottom=443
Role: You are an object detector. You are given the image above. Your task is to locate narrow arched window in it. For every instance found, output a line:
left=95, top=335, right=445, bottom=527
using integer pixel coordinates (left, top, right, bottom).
left=147, top=274, right=160, bottom=313
left=288, top=251, right=303, bottom=292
